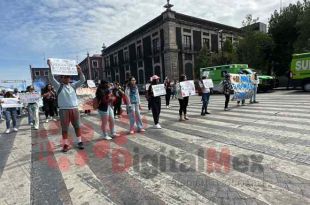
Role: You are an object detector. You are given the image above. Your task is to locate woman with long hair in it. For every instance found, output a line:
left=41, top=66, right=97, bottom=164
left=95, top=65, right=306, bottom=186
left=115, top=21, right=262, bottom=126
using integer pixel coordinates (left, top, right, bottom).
left=176, top=74, right=189, bottom=121
left=125, top=76, right=145, bottom=134
left=42, top=84, right=57, bottom=122
left=164, top=77, right=172, bottom=108
left=148, top=75, right=162, bottom=129
left=26, top=85, right=40, bottom=130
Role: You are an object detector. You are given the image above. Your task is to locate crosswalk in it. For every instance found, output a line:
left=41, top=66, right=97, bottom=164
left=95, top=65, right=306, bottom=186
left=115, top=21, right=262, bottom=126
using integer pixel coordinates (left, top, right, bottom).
left=0, top=90, right=309, bottom=205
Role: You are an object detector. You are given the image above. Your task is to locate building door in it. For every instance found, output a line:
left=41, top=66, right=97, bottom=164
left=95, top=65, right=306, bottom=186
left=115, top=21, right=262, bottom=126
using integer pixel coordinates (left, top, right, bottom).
left=185, top=63, right=193, bottom=80
left=154, top=66, right=161, bottom=79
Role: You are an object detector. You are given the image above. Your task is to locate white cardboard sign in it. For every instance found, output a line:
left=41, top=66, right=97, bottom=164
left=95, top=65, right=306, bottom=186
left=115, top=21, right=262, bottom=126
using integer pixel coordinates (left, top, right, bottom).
left=87, top=80, right=96, bottom=88
left=180, top=80, right=196, bottom=97
left=202, top=79, right=214, bottom=88
left=19, top=93, right=41, bottom=104
left=152, top=84, right=166, bottom=97
left=1, top=98, right=23, bottom=108
left=49, top=58, right=77, bottom=76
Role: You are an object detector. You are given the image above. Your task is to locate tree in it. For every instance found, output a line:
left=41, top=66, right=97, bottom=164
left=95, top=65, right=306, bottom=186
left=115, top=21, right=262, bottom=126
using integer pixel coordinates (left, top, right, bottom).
left=195, top=45, right=210, bottom=77
left=294, top=0, right=310, bottom=52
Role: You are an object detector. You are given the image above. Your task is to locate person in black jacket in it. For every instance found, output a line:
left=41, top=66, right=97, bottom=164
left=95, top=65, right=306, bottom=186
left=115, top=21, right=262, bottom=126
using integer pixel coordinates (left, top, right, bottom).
left=223, top=73, right=232, bottom=111
left=112, top=82, right=124, bottom=119
left=148, top=75, right=162, bottom=129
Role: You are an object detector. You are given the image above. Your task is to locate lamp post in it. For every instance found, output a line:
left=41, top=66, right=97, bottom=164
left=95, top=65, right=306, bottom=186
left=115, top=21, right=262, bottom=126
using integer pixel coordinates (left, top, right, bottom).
left=218, top=29, right=224, bottom=64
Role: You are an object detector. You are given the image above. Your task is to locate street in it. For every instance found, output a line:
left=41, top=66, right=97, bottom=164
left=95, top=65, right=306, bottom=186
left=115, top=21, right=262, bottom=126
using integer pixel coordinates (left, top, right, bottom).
left=0, top=90, right=309, bottom=205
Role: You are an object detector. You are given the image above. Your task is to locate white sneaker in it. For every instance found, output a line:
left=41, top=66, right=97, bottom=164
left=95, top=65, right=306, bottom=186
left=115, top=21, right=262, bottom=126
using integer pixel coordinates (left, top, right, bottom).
left=30, top=123, right=34, bottom=126
left=5, top=129, right=10, bottom=134
left=13, top=128, right=18, bottom=132
left=154, top=124, right=161, bottom=129
left=45, top=119, right=49, bottom=123
left=112, top=133, right=120, bottom=138
left=102, top=135, right=112, bottom=140
left=129, top=130, right=135, bottom=134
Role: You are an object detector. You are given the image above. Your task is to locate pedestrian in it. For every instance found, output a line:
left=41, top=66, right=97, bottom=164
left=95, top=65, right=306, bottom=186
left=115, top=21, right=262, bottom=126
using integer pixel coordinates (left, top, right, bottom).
left=171, top=80, right=177, bottom=99
left=112, top=82, right=124, bottom=119
left=223, top=73, right=232, bottom=111
left=287, top=70, right=293, bottom=90
left=0, top=90, right=19, bottom=134
left=237, top=70, right=245, bottom=106
left=199, top=76, right=211, bottom=116
left=26, top=85, right=40, bottom=130
left=148, top=75, right=162, bottom=129
left=52, top=86, right=59, bottom=117
left=176, top=74, right=189, bottom=121
left=164, top=77, right=172, bottom=108
left=125, top=76, right=145, bottom=134
left=0, top=90, right=4, bottom=121
left=95, top=81, right=120, bottom=140
left=13, top=88, right=21, bottom=117
left=47, top=60, right=85, bottom=152
left=250, top=72, right=259, bottom=104
left=42, top=84, right=57, bottom=122
left=145, top=80, right=152, bottom=111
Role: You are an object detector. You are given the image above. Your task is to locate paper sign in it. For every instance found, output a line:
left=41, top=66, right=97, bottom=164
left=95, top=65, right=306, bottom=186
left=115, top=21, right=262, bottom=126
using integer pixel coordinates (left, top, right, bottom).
left=202, top=79, right=214, bottom=88
left=230, top=74, right=254, bottom=101
left=1, top=98, right=22, bottom=108
left=87, top=80, right=96, bottom=88
left=180, top=80, right=196, bottom=97
left=152, top=84, right=166, bottom=97
left=19, top=93, right=41, bottom=104
left=49, top=58, right=77, bottom=76
left=76, top=88, right=96, bottom=110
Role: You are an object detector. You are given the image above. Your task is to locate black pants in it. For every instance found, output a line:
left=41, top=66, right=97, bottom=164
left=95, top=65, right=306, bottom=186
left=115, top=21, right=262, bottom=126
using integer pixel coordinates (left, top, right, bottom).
left=44, top=101, right=55, bottom=118
left=178, top=97, right=189, bottom=116
left=150, top=97, right=161, bottom=124
left=237, top=100, right=245, bottom=104
left=224, top=94, right=230, bottom=108
left=165, top=90, right=171, bottom=106
left=114, top=100, right=122, bottom=116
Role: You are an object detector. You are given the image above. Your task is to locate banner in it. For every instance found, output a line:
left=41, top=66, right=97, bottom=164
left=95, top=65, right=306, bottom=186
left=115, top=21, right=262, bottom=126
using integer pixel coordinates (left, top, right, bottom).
left=76, top=88, right=96, bottom=110
left=202, top=79, right=214, bottom=88
left=87, top=80, right=96, bottom=88
left=19, top=93, right=41, bottom=104
left=152, top=84, right=166, bottom=97
left=230, top=74, right=254, bottom=101
left=180, top=80, right=196, bottom=97
left=1, top=98, right=23, bottom=108
left=49, top=58, right=77, bottom=76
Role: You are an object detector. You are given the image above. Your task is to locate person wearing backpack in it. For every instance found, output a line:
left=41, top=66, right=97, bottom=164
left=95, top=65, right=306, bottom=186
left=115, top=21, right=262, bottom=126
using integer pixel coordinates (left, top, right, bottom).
left=47, top=60, right=85, bottom=152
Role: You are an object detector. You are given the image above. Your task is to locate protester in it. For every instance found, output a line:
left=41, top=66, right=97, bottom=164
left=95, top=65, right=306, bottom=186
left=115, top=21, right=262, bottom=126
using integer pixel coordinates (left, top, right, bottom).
left=26, top=85, right=40, bottom=130
left=0, top=90, right=19, bottom=134
left=171, top=80, right=177, bottom=99
left=42, top=84, right=57, bottom=122
left=176, top=74, right=189, bottom=121
left=112, top=82, right=124, bottom=119
left=125, top=76, right=145, bottom=134
left=199, top=76, right=211, bottom=116
left=13, top=88, right=21, bottom=117
left=223, top=73, right=232, bottom=111
left=250, top=72, right=259, bottom=104
left=47, top=60, right=85, bottom=152
left=164, top=77, right=172, bottom=108
left=148, top=75, right=162, bottom=129
left=96, top=81, right=120, bottom=140
left=237, top=70, right=245, bottom=106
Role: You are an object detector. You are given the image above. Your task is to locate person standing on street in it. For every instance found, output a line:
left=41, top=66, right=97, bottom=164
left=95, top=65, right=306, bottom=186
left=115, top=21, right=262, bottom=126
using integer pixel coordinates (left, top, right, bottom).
left=199, top=76, right=211, bottom=116
left=223, top=73, right=232, bottom=111
left=0, top=90, right=20, bottom=134
left=250, top=72, right=259, bottom=104
left=47, top=60, right=86, bottom=152
left=42, top=84, right=57, bottom=122
left=26, top=85, right=40, bottom=130
left=176, top=74, right=189, bottom=121
left=112, top=82, right=124, bottom=119
left=164, top=77, right=172, bottom=108
left=148, top=75, right=162, bottom=129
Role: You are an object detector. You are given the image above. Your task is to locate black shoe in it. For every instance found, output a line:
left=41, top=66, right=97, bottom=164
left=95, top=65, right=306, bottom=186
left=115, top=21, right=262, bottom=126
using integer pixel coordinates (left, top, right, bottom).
left=206, top=112, right=211, bottom=114
left=201, top=112, right=205, bottom=116
left=77, top=142, right=84, bottom=150
left=62, top=144, right=69, bottom=153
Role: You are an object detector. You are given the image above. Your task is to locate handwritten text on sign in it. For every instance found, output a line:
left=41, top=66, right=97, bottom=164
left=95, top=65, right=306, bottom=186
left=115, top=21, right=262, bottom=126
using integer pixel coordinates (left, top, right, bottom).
left=180, top=80, right=196, bottom=97
left=152, top=84, right=166, bottom=97
left=19, top=93, right=41, bottom=104
left=49, top=58, right=77, bottom=76
left=202, top=79, right=214, bottom=88
left=1, top=98, right=22, bottom=108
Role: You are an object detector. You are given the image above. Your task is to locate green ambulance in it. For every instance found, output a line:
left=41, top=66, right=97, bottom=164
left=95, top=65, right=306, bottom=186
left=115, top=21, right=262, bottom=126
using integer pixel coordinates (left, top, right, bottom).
left=200, top=64, right=276, bottom=92
left=291, top=53, right=310, bottom=91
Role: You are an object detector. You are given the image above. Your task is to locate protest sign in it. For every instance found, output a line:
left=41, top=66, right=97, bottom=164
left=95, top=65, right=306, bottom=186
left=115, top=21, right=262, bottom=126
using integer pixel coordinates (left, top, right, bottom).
left=152, top=84, right=166, bottom=97
left=145, top=84, right=150, bottom=91
left=230, top=74, right=254, bottom=101
left=19, top=93, right=41, bottom=104
left=1, top=98, right=22, bottom=108
left=180, top=80, right=196, bottom=97
left=49, top=58, right=77, bottom=76
left=87, top=80, right=96, bottom=88
left=202, top=79, right=214, bottom=88
left=76, top=88, right=96, bottom=110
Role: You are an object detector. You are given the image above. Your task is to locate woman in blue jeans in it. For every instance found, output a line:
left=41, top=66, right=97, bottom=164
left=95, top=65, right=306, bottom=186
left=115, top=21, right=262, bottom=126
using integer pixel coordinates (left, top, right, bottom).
left=0, top=91, right=19, bottom=134
left=96, top=81, right=120, bottom=140
left=125, top=77, right=145, bottom=134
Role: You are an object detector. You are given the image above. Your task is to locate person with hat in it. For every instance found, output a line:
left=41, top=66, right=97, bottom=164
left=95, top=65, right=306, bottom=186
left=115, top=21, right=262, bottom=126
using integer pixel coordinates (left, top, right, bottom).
left=223, top=73, right=232, bottom=111
left=47, top=60, right=86, bottom=152
left=125, top=76, right=145, bottom=134
left=148, top=75, right=162, bottom=129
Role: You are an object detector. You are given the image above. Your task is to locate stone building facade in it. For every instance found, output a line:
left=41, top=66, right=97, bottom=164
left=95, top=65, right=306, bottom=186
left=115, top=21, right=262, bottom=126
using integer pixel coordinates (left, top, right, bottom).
left=79, top=53, right=103, bottom=83
left=102, top=4, right=241, bottom=84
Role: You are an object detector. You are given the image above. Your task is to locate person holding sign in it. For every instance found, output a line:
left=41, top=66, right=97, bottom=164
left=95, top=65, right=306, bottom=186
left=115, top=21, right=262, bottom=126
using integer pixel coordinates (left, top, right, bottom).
left=148, top=75, right=162, bottom=129
left=112, top=82, right=124, bottom=119
left=250, top=72, right=259, bottom=104
left=176, top=74, right=190, bottom=121
left=0, top=90, right=20, bottom=134
left=164, top=77, right=172, bottom=108
left=199, top=76, right=211, bottom=116
left=42, top=84, right=57, bottom=122
left=47, top=60, right=86, bottom=152
left=25, top=85, right=40, bottom=130
left=125, top=77, right=145, bottom=134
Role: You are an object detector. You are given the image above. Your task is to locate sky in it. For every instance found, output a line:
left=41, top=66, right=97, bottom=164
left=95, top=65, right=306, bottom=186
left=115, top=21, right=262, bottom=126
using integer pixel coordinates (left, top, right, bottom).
left=0, top=0, right=300, bottom=83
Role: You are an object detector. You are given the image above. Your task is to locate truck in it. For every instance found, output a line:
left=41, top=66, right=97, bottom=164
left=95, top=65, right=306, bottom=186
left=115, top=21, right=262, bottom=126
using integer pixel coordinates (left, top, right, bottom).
left=291, top=53, right=310, bottom=91
left=200, top=64, right=276, bottom=92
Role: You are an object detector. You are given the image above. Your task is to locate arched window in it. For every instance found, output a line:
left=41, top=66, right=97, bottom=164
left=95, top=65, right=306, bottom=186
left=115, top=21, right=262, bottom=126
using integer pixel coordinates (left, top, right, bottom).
left=185, top=63, right=193, bottom=80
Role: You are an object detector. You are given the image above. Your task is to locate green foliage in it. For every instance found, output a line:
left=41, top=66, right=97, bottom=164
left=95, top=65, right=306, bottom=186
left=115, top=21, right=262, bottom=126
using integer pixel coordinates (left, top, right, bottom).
left=294, top=0, right=310, bottom=52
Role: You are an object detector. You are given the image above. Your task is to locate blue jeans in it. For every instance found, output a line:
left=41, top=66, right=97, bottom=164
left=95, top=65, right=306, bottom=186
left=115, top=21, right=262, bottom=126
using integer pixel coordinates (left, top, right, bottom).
left=127, top=104, right=143, bottom=131
left=201, top=93, right=210, bottom=112
left=98, top=106, right=116, bottom=137
left=28, top=104, right=39, bottom=129
left=4, top=108, right=17, bottom=129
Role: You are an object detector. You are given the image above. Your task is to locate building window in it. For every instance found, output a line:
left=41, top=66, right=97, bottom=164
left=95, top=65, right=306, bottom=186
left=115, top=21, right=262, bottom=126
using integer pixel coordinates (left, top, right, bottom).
left=35, top=71, right=40, bottom=76
left=124, top=50, right=129, bottom=62
left=203, top=38, right=210, bottom=49
left=183, top=35, right=191, bottom=50
left=115, top=67, right=119, bottom=74
left=138, top=69, right=144, bottom=84
left=152, top=38, right=160, bottom=54
left=137, top=45, right=143, bottom=58
left=92, top=60, right=98, bottom=68
left=138, top=60, right=143, bottom=68
left=184, top=54, right=192, bottom=60
left=114, top=55, right=118, bottom=66
left=154, top=56, right=160, bottom=64
left=203, top=32, right=209, bottom=36
left=44, top=71, right=48, bottom=76
left=126, top=65, right=130, bottom=72
left=183, top=28, right=191, bottom=33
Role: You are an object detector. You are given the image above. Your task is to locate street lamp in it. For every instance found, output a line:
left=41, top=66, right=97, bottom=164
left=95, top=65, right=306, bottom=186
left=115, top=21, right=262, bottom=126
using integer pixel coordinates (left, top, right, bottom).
left=218, top=29, right=224, bottom=64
